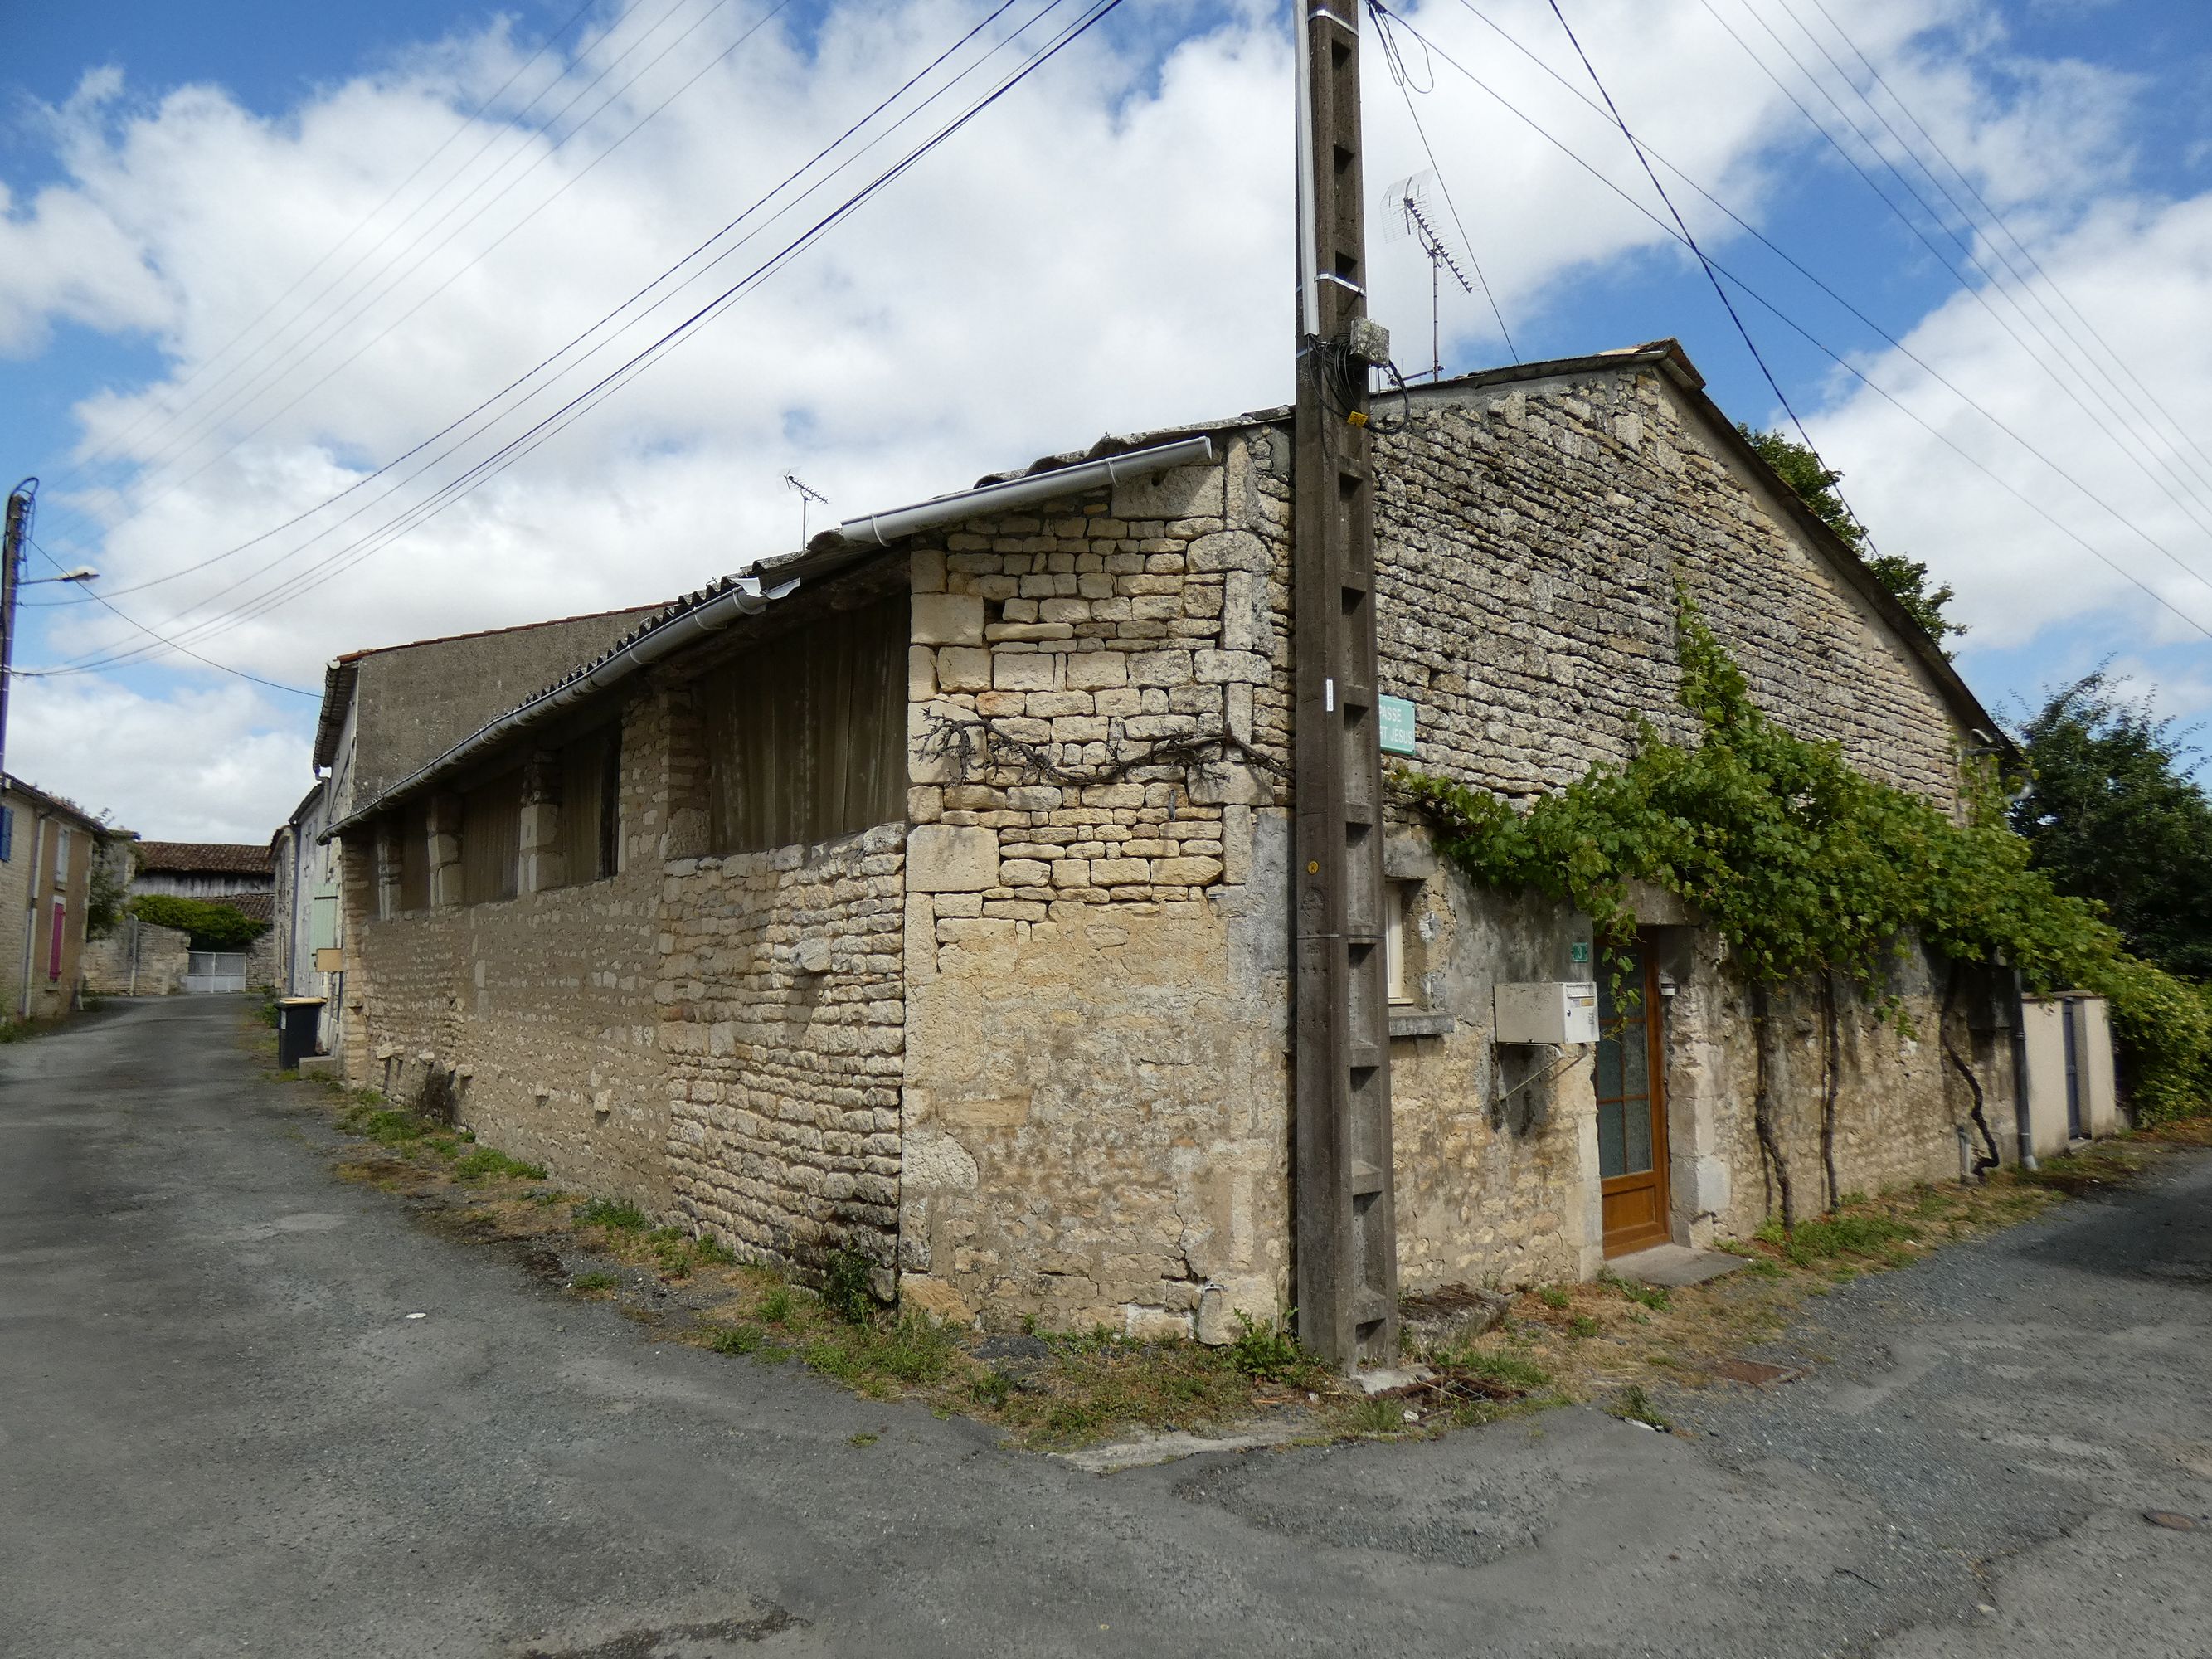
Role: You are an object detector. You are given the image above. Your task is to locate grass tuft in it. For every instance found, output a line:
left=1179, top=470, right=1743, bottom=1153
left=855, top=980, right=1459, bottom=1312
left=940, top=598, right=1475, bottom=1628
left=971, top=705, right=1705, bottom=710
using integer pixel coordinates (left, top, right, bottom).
left=1613, top=1383, right=1668, bottom=1429
left=574, top=1197, right=649, bottom=1233
left=1345, top=1394, right=1413, bottom=1436
left=1755, top=1209, right=1917, bottom=1267
left=820, top=1249, right=877, bottom=1324
left=451, top=1146, right=548, bottom=1183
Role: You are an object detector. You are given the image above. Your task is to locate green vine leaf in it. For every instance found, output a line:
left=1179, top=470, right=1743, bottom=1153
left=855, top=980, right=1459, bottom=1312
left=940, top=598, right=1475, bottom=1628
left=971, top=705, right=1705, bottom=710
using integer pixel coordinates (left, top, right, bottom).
left=1394, top=586, right=2211, bottom=1119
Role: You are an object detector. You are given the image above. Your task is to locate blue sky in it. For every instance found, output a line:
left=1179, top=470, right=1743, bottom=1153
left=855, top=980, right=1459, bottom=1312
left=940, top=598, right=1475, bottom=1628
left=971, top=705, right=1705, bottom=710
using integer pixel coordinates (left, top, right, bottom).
left=2, top=0, right=2209, bottom=834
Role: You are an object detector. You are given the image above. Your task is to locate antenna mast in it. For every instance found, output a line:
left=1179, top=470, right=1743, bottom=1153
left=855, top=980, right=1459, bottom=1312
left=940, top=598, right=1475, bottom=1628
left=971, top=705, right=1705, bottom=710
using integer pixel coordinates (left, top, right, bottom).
left=1384, top=174, right=1475, bottom=381
left=782, top=472, right=828, bottom=545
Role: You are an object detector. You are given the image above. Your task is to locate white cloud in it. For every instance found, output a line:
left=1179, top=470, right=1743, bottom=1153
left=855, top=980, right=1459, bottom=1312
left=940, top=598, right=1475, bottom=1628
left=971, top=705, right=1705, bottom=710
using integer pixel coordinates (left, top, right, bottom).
left=1807, top=189, right=2212, bottom=654
left=8, top=675, right=306, bottom=840
left=0, top=0, right=2184, bottom=839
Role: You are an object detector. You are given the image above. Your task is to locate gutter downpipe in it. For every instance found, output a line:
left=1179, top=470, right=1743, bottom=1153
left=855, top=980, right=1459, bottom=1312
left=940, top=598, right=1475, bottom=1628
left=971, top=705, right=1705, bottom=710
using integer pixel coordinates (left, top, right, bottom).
left=2010, top=968, right=2038, bottom=1171
left=323, top=572, right=799, bottom=841
left=835, top=435, right=1215, bottom=547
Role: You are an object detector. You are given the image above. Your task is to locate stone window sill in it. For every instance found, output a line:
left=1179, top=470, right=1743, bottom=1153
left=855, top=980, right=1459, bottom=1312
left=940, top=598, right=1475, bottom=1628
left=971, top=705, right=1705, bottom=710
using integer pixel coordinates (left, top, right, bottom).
left=1388, top=1009, right=1456, bottom=1039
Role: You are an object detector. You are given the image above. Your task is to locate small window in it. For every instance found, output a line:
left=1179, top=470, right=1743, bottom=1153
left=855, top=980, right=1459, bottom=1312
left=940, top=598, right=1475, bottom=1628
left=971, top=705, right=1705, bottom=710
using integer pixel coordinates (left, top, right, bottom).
left=555, top=723, right=623, bottom=887
left=53, top=825, right=70, bottom=888
left=1386, top=883, right=1418, bottom=1005
left=698, top=591, right=906, bottom=855
left=460, top=771, right=523, bottom=904
left=397, top=804, right=431, bottom=912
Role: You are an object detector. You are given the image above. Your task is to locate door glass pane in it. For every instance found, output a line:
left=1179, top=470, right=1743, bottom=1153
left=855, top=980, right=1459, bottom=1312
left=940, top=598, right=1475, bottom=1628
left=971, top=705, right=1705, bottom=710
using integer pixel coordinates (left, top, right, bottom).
left=1596, top=942, right=1655, bottom=1179
left=1619, top=1015, right=1648, bottom=1099
left=1622, top=1087, right=1653, bottom=1174
left=1597, top=1097, right=1626, bottom=1178
left=1594, top=1031, right=1622, bottom=1101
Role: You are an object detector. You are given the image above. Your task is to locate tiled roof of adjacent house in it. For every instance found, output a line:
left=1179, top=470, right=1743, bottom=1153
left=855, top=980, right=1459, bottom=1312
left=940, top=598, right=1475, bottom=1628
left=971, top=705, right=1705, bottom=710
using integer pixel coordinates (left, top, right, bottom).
left=135, top=842, right=271, bottom=876
left=220, top=890, right=275, bottom=924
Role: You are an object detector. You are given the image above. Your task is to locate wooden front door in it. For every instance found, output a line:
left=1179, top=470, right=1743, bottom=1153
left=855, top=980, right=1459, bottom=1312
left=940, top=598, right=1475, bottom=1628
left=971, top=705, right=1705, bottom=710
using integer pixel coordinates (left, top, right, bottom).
left=1597, top=940, right=1671, bottom=1256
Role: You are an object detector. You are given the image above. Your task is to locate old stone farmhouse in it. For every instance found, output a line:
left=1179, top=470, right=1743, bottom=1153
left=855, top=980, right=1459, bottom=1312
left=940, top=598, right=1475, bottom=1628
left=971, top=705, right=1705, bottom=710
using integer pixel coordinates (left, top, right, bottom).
left=312, top=339, right=2100, bottom=1343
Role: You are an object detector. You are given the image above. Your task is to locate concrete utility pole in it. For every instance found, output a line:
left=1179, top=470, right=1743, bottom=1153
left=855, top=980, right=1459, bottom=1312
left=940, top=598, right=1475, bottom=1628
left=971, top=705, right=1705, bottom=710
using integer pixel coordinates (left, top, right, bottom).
left=1, top=479, right=35, bottom=787
left=1291, top=0, right=1399, bottom=1368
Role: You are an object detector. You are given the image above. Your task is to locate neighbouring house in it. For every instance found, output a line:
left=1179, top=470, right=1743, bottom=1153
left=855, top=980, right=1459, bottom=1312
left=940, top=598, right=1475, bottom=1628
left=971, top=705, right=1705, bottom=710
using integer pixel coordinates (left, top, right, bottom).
left=271, top=606, right=667, bottom=1061
left=271, top=784, right=339, bottom=1055
left=0, top=776, right=109, bottom=1022
left=315, top=340, right=2117, bottom=1344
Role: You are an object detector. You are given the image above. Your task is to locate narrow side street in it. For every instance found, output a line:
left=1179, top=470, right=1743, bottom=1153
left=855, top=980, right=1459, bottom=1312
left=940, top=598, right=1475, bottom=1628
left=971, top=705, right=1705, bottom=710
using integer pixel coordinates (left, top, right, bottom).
left=2, top=997, right=2206, bottom=1659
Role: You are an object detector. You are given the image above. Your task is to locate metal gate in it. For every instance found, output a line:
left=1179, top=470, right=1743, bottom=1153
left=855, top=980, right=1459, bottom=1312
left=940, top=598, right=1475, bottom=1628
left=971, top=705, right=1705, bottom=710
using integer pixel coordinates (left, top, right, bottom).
left=185, top=951, right=248, bottom=994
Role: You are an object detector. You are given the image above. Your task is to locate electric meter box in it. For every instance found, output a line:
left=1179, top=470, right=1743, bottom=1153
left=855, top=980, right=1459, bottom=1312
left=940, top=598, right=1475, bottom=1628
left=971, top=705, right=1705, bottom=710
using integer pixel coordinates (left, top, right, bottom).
left=1495, top=980, right=1599, bottom=1045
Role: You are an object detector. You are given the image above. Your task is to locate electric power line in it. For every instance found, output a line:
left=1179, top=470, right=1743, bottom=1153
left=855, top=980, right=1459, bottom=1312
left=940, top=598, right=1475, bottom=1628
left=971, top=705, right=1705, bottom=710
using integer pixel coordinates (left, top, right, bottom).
left=34, top=0, right=747, bottom=562
left=44, top=0, right=615, bottom=499
left=1441, top=0, right=2212, bottom=609
left=40, top=0, right=1126, bottom=679
left=1800, top=0, right=2212, bottom=489
left=1719, top=0, right=2212, bottom=550
left=18, top=540, right=315, bottom=697
left=1369, top=1, right=2212, bottom=642
left=1533, top=0, right=1860, bottom=540
left=55, top=0, right=1043, bottom=638
left=1368, top=2, right=1519, bottom=363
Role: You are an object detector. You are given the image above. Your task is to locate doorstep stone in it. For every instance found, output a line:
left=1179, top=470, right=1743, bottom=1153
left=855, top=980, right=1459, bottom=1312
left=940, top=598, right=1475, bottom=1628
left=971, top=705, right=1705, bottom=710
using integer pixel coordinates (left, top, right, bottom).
left=1607, top=1243, right=1746, bottom=1288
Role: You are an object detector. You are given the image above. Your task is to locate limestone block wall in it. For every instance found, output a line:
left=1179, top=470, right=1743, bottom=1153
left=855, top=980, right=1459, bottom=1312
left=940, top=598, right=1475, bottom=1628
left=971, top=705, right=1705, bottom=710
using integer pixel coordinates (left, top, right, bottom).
left=1367, top=369, right=1964, bottom=808
left=1384, top=858, right=1603, bottom=1291
left=897, top=440, right=1294, bottom=1338
left=1674, top=940, right=2008, bottom=1242
left=343, top=696, right=673, bottom=1210
left=82, top=917, right=191, bottom=996
left=660, top=823, right=907, bottom=1286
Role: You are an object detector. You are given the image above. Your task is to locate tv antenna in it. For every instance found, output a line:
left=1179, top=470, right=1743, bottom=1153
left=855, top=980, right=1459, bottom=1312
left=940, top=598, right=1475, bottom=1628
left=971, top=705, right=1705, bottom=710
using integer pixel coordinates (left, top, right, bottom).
left=1383, top=173, right=1474, bottom=382
left=782, top=471, right=828, bottom=544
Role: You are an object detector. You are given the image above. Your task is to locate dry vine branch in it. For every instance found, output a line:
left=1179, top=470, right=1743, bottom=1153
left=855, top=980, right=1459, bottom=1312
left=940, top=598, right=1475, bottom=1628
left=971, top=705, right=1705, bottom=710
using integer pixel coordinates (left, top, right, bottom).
left=1940, top=962, right=2004, bottom=1174
left=1751, top=982, right=1796, bottom=1232
left=1821, top=974, right=1842, bottom=1212
left=917, top=710, right=1286, bottom=800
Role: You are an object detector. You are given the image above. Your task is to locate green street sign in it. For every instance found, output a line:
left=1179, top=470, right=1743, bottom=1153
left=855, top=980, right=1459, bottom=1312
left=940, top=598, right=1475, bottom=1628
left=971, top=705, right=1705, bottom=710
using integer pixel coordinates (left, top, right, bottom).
left=1569, top=941, right=1591, bottom=965
left=1378, top=694, right=1417, bottom=757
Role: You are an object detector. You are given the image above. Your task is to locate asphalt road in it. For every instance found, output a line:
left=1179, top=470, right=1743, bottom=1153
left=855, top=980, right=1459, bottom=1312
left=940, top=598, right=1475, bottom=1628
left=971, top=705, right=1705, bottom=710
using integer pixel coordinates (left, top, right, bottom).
left=2, top=996, right=2207, bottom=1658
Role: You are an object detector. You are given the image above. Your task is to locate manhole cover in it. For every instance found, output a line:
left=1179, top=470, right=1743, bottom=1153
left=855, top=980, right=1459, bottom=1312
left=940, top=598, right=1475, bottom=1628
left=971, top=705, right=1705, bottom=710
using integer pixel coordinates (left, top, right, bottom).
left=1713, top=1359, right=1801, bottom=1387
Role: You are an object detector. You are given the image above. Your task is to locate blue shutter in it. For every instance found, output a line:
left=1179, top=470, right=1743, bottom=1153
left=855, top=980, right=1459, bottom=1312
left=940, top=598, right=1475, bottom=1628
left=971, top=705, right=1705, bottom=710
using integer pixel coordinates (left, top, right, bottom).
left=1, top=807, right=13, bottom=864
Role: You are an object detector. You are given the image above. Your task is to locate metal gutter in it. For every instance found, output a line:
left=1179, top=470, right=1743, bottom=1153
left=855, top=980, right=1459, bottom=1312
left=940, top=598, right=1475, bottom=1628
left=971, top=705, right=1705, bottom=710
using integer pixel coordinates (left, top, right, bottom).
left=835, top=435, right=1215, bottom=547
left=323, top=572, right=798, bottom=841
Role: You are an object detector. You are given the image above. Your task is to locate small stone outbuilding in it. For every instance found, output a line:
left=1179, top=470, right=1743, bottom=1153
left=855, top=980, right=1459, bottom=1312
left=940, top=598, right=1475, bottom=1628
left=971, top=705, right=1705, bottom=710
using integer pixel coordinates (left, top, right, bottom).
left=318, top=340, right=2103, bottom=1341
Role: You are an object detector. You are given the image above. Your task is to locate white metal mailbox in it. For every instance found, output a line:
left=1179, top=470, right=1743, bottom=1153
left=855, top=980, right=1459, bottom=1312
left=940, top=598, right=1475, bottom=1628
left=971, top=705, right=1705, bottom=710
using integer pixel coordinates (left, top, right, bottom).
left=1495, top=980, right=1599, bottom=1045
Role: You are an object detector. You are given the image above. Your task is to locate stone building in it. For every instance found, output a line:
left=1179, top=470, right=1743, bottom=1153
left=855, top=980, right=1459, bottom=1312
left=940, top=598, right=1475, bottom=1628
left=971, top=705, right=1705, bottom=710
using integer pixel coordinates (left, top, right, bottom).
left=319, top=340, right=2088, bottom=1343
left=0, top=776, right=109, bottom=1023
left=124, top=842, right=281, bottom=987
left=268, top=606, right=669, bottom=1058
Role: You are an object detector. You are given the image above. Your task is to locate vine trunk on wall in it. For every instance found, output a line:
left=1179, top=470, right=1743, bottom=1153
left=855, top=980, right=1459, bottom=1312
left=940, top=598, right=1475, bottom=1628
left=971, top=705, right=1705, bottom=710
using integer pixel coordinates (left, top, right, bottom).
left=1400, top=586, right=2210, bottom=1228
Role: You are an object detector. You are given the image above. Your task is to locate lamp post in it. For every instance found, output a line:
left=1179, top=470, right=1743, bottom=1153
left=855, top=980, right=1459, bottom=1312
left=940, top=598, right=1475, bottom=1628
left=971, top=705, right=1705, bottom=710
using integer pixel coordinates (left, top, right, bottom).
left=0, top=479, right=97, bottom=787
